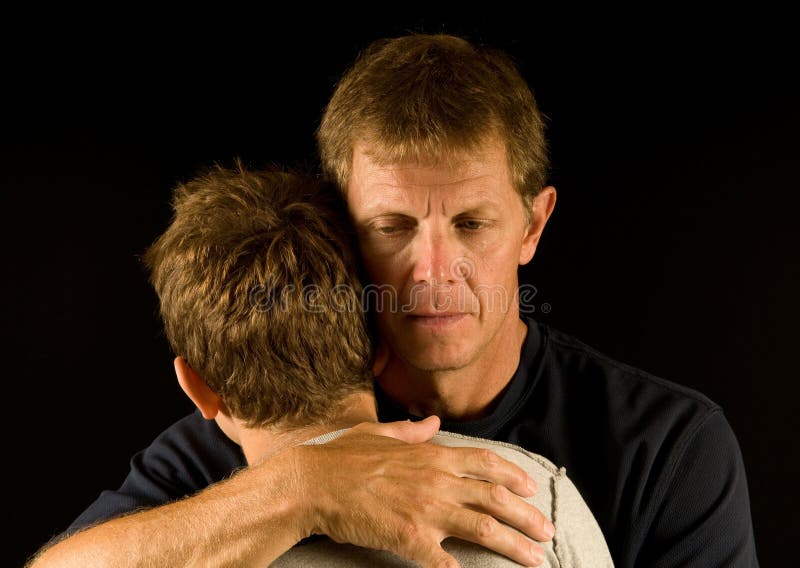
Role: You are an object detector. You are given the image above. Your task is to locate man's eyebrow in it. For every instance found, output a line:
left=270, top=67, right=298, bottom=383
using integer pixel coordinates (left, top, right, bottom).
left=355, top=201, right=410, bottom=220
left=444, top=195, right=504, bottom=216
left=452, top=202, right=502, bottom=215
left=357, top=201, right=502, bottom=220
left=359, top=192, right=503, bottom=217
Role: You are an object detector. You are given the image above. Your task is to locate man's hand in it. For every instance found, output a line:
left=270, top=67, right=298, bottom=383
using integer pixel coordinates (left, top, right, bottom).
left=294, top=416, right=553, bottom=567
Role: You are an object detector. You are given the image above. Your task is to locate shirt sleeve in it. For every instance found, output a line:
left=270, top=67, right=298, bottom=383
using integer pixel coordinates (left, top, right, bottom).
left=637, top=409, right=759, bottom=567
left=62, top=410, right=245, bottom=537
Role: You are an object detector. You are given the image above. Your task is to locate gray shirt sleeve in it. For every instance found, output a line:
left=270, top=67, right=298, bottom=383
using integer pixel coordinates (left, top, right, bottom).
left=272, top=429, right=614, bottom=567
left=432, top=431, right=614, bottom=568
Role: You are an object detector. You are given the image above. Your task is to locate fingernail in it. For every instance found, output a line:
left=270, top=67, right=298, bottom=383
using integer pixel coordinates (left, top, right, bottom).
left=527, top=476, right=538, bottom=493
left=543, top=519, right=555, bottom=540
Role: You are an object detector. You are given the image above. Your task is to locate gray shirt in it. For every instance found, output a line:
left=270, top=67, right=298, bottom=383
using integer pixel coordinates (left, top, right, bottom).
left=272, top=430, right=614, bottom=567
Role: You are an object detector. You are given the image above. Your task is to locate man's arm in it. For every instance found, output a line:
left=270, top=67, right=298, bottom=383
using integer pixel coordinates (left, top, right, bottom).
left=30, top=417, right=553, bottom=568
left=636, top=410, right=759, bottom=567
left=29, top=445, right=306, bottom=567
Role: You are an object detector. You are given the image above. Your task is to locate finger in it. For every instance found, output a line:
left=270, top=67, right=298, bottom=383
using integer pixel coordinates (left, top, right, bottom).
left=464, top=481, right=555, bottom=543
left=353, top=415, right=441, bottom=443
left=444, top=508, right=544, bottom=567
left=447, top=446, right=537, bottom=497
left=404, top=541, right=461, bottom=568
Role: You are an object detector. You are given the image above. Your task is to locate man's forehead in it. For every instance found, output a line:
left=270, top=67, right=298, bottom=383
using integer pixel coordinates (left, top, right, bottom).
left=360, top=182, right=499, bottom=204
left=354, top=136, right=504, bottom=164
left=352, top=166, right=505, bottom=210
left=349, top=141, right=511, bottom=204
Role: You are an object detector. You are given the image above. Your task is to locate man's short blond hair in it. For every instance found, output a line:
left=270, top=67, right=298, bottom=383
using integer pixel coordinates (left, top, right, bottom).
left=317, top=33, right=550, bottom=222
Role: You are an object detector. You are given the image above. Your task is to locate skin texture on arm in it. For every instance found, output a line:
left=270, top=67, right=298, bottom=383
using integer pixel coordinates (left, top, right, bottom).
left=28, top=445, right=308, bottom=568
left=302, top=418, right=551, bottom=567
left=29, top=418, right=552, bottom=568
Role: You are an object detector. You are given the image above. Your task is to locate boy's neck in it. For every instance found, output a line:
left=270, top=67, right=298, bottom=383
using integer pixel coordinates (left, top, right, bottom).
left=236, top=391, right=378, bottom=465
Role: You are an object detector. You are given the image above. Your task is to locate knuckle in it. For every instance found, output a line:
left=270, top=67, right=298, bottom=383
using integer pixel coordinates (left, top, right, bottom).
left=513, top=538, right=540, bottom=567
left=477, top=448, right=499, bottom=469
left=525, top=507, right=544, bottom=533
left=518, top=535, right=536, bottom=557
left=475, top=513, right=497, bottom=539
left=416, top=496, right=439, bottom=517
left=421, top=442, right=444, bottom=460
left=411, top=443, right=436, bottom=464
left=398, top=520, right=421, bottom=543
left=429, top=469, right=453, bottom=489
left=436, top=558, right=459, bottom=568
left=527, top=541, right=544, bottom=566
left=488, top=483, right=509, bottom=505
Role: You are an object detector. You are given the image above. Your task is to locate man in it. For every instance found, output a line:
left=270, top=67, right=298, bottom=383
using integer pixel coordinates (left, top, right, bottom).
left=31, top=164, right=612, bottom=567
left=35, top=33, right=757, bottom=567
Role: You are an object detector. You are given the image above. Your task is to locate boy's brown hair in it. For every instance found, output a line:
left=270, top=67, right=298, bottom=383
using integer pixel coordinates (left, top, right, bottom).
left=317, top=33, right=549, bottom=222
left=143, top=163, right=372, bottom=428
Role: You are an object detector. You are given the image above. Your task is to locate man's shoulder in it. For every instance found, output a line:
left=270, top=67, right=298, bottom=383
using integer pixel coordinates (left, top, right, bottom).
left=63, top=410, right=245, bottom=536
left=140, top=410, right=247, bottom=479
left=147, top=409, right=240, bottom=455
left=530, top=318, right=720, bottom=416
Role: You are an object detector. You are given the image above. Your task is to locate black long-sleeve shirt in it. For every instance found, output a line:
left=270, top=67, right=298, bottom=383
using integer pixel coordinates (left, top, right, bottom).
left=67, top=317, right=759, bottom=567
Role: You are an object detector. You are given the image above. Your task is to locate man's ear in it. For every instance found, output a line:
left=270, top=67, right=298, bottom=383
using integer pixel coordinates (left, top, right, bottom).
left=372, top=340, right=390, bottom=377
left=174, top=356, right=222, bottom=420
left=519, top=186, right=557, bottom=265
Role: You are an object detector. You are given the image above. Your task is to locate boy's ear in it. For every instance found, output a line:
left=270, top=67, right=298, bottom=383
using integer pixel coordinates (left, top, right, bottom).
left=174, top=356, right=222, bottom=420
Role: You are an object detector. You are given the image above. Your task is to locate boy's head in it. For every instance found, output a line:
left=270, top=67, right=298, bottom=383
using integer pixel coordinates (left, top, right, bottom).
left=143, top=163, right=373, bottom=429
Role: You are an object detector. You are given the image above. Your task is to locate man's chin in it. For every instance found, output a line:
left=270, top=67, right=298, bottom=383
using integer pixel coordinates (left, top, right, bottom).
left=395, top=347, right=475, bottom=373
left=381, top=317, right=478, bottom=371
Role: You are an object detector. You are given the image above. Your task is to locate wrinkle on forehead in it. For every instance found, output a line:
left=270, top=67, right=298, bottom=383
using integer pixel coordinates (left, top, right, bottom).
left=359, top=129, right=499, bottom=167
left=355, top=136, right=506, bottom=179
left=352, top=138, right=511, bottom=215
left=359, top=177, right=504, bottom=217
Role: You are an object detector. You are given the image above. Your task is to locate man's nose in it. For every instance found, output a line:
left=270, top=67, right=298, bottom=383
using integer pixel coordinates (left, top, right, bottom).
left=411, top=224, right=460, bottom=285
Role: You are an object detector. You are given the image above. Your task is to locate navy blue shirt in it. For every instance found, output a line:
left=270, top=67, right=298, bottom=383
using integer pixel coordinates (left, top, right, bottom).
left=67, top=317, right=759, bottom=567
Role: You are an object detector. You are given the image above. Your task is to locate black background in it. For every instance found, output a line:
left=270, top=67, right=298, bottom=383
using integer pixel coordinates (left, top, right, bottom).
left=4, top=13, right=797, bottom=567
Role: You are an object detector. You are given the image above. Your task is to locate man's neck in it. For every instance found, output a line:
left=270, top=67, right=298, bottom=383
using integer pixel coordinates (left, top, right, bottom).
left=238, top=392, right=378, bottom=465
left=377, top=316, right=529, bottom=421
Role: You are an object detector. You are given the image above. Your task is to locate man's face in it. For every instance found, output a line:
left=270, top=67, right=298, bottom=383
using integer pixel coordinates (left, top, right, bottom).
left=347, top=138, right=548, bottom=373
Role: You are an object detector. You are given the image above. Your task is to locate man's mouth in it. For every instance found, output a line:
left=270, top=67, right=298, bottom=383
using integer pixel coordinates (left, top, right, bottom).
left=405, top=313, right=469, bottom=327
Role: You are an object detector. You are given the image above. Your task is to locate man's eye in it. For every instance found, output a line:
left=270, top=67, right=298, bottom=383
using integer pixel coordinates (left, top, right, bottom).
left=376, top=225, right=398, bottom=235
left=458, top=219, right=485, bottom=230
left=371, top=216, right=416, bottom=236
